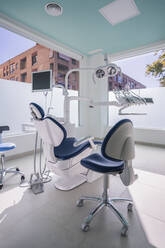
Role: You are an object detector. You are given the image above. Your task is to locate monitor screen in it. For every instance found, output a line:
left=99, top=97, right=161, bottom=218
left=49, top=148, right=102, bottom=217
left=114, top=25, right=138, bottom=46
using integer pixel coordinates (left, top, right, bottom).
left=32, top=70, right=52, bottom=92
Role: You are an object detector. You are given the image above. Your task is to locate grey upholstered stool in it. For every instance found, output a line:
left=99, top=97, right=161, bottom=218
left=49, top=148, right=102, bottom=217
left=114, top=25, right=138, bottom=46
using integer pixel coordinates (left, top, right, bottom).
left=77, top=119, right=135, bottom=236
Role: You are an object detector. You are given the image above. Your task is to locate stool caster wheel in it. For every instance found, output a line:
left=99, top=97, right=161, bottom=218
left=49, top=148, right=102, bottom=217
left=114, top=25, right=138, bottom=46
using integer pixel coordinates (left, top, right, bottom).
left=21, top=175, right=25, bottom=182
left=121, top=226, right=128, bottom=237
left=77, top=199, right=84, bottom=207
left=127, top=203, right=133, bottom=212
left=0, top=184, right=3, bottom=190
left=81, top=223, right=90, bottom=232
left=16, top=167, right=20, bottom=172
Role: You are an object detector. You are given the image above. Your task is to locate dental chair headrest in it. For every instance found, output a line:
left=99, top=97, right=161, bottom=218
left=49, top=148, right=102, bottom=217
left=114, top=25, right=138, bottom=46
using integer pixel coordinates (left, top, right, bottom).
left=29, top=102, right=45, bottom=120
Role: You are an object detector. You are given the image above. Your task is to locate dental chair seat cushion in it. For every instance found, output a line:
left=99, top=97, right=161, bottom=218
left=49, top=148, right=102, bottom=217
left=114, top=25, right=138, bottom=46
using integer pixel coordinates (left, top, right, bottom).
left=54, top=137, right=92, bottom=160
left=0, top=143, right=16, bottom=152
left=81, top=153, right=124, bottom=173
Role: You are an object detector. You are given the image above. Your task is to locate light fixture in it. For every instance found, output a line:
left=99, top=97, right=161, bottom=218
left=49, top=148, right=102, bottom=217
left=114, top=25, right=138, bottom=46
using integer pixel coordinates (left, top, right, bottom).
left=88, top=49, right=103, bottom=55
left=45, top=2, right=63, bottom=16
left=99, top=0, right=140, bottom=26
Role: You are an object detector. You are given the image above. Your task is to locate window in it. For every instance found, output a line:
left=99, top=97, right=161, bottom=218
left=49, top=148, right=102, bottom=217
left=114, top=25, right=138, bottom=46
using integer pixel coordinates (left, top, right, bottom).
left=113, top=75, right=117, bottom=81
left=15, top=63, right=18, bottom=70
left=72, top=58, right=76, bottom=65
left=50, top=63, right=54, bottom=72
left=9, top=63, right=15, bottom=74
left=118, top=74, right=122, bottom=83
left=57, top=63, right=68, bottom=72
left=49, top=49, right=54, bottom=58
left=72, top=71, right=76, bottom=81
left=21, top=72, right=27, bottom=82
left=57, top=72, right=65, bottom=82
left=32, top=52, right=37, bottom=66
left=20, top=57, right=26, bottom=70
left=130, top=81, right=135, bottom=89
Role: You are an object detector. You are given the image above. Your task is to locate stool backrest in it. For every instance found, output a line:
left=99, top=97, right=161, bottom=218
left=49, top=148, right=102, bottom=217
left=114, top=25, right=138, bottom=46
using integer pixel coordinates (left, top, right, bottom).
left=101, top=119, right=135, bottom=161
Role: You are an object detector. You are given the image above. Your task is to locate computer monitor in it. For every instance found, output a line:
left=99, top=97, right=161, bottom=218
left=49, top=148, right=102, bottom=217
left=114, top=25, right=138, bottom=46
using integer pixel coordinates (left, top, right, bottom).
left=32, top=70, right=52, bottom=92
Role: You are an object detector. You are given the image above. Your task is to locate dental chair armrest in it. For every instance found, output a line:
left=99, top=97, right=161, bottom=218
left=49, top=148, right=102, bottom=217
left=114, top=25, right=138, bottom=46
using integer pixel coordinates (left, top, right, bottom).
left=74, top=136, right=97, bottom=149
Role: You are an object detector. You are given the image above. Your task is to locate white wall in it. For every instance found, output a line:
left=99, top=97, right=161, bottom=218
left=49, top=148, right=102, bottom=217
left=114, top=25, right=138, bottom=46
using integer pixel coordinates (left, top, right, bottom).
left=109, top=87, right=165, bottom=129
left=108, top=87, right=165, bottom=145
left=0, top=78, right=78, bottom=157
left=0, top=79, right=78, bottom=134
left=1, top=60, right=165, bottom=157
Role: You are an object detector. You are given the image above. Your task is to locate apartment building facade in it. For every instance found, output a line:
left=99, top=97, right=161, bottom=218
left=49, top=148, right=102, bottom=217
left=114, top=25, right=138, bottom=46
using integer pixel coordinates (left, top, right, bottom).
left=108, top=73, right=146, bottom=90
left=0, top=43, right=145, bottom=91
left=0, top=44, right=79, bottom=90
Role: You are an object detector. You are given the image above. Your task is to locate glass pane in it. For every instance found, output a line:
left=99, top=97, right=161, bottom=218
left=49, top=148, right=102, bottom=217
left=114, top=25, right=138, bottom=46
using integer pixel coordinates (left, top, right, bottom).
left=0, top=27, right=79, bottom=134
left=109, top=50, right=165, bottom=129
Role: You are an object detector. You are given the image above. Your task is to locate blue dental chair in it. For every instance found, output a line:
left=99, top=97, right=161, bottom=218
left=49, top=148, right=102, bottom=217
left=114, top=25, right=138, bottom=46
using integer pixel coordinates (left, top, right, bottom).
left=0, top=126, right=25, bottom=189
left=77, top=119, right=136, bottom=236
left=29, top=102, right=101, bottom=190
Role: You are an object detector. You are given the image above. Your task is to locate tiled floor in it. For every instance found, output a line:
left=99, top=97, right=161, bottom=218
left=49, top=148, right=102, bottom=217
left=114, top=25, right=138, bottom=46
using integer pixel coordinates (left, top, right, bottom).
left=0, top=143, right=164, bottom=248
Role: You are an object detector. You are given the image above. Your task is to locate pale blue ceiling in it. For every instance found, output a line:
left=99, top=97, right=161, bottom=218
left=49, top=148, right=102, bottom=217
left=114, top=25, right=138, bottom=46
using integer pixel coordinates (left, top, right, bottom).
left=0, top=0, right=165, bottom=55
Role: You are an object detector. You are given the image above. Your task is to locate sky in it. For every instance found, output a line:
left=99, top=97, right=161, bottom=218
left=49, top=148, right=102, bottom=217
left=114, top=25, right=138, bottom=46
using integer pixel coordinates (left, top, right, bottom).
left=0, top=27, right=160, bottom=88
left=0, top=27, right=36, bottom=64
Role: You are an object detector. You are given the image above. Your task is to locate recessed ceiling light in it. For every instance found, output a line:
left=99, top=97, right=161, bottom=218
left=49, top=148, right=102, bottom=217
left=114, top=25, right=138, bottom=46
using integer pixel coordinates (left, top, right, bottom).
left=99, top=0, right=140, bottom=26
left=45, top=2, right=63, bottom=16
left=88, top=49, right=103, bottom=55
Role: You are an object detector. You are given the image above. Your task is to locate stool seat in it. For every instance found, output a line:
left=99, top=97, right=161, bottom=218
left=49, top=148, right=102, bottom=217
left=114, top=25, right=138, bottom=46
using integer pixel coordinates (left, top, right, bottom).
left=81, top=153, right=124, bottom=173
left=0, top=143, right=16, bottom=152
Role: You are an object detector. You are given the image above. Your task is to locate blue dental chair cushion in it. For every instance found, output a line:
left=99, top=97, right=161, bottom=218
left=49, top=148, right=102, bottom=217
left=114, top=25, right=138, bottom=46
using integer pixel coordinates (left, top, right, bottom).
left=81, top=153, right=124, bottom=173
left=54, top=137, right=100, bottom=160
left=0, top=143, right=16, bottom=152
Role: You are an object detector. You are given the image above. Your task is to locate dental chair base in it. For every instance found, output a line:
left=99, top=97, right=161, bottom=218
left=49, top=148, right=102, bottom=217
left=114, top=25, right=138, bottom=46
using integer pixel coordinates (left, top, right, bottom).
left=54, top=174, right=87, bottom=191
left=47, top=148, right=97, bottom=190
left=77, top=174, right=133, bottom=236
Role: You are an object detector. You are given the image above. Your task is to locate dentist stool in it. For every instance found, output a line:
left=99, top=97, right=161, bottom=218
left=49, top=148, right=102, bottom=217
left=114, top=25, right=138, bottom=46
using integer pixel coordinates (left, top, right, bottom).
left=77, top=119, right=136, bottom=236
left=0, top=126, right=25, bottom=189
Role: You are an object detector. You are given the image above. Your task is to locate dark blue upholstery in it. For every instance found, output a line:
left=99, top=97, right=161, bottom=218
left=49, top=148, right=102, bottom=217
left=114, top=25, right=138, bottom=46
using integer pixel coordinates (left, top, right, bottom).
left=80, top=119, right=132, bottom=174
left=54, top=137, right=91, bottom=160
left=30, top=102, right=67, bottom=142
left=101, top=119, right=132, bottom=161
left=81, top=153, right=124, bottom=173
left=0, top=126, right=9, bottom=133
left=30, top=102, right=45, bottom=119
left=0, top=143, right=16, bottom=152
left=30, top=103, right=103, bottom=160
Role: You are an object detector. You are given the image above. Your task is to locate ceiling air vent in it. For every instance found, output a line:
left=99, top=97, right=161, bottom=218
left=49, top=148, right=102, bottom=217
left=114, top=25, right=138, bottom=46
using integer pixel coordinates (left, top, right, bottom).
left=45, top=2, right=63, bottom=16
left=99, top=0, right=140, bottom=26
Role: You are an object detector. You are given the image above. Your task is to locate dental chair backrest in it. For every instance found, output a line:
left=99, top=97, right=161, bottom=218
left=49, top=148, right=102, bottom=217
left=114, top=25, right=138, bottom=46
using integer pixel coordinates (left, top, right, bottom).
left=29, top=102, right=67, bottom=147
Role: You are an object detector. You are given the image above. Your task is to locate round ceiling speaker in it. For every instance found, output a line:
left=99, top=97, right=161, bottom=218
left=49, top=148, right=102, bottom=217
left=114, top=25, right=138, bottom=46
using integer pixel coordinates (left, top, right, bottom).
left=45, top=2, right=63, bottom=16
